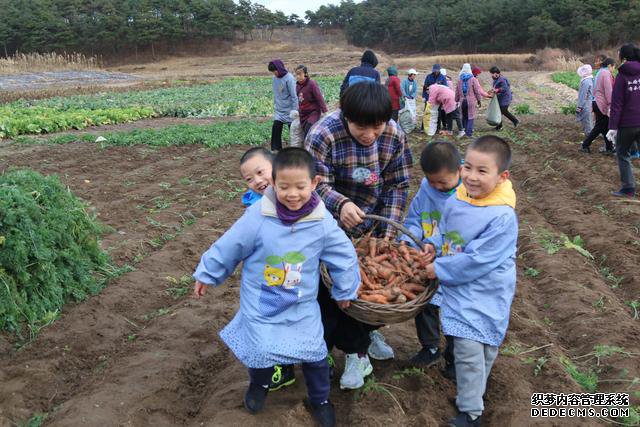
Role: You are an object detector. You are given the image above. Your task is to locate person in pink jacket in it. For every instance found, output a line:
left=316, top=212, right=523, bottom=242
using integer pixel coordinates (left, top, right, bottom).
left=428, top=84, right=457, bottom=136
left=456, top=63, right=493, bottom=137
left=581, top=58, right=616, bottom=154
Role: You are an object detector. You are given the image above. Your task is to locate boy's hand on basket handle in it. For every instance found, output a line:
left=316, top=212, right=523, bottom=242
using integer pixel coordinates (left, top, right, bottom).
left=336, top=300, right=351, bottom=309
left=425, top=263, right=437, bottom=280
left=340, top=202, right=365, bottom=229
left=194, top=280, right=207, bottom=298
left=422, top=244, right=436, bottom=264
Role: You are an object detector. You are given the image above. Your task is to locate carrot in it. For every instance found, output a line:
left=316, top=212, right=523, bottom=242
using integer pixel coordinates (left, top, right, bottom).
left=380, top=260, right=395, bottom=270
left=369, top=237, right=377, bottom=258
left=376, top=266, right=393, bottom=280
left=398, top=243, right=413, bottom=263
left=384, top=275, right=403, bottom=289
left=372, top=253, right=390, bottom=263
left=359, top=294, right=389, bottom=304
left=400, top=288, right=417, bottom=301
left=402, top=283, right=426, bottom=294
left=359, top=267, right=377, bottom=290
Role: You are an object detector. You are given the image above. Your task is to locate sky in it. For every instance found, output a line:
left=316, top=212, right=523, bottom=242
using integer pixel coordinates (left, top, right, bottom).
left=252, top=0, right=349, bottom=19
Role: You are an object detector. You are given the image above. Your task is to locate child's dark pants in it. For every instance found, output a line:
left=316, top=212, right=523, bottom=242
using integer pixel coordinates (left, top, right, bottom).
left=414, top=303, right=441, bottom=349
left=249, top=358, right=330, bottom=405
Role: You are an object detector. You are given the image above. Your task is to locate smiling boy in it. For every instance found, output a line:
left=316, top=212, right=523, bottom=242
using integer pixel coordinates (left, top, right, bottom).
left=305, top=81, right=413, bottom=390
left=424, top=135, right=518, bottom=427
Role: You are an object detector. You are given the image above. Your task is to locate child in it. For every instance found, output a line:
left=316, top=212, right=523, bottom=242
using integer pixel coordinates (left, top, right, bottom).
left=240, top=147, right=274, bottom=207
left=456, top=63, right=492, bottom=137
left=424, top=135, right=518, bottom=427
left=401, top=141, right=462, bottom=376
left=490, top=66, right=519, bottom=130
left=295, top=65, right=328, bottom=138
left=268, top=60, right=299, bottom=151
left=427, top=84, right=457, bottom=136
left=386, top=66, right=403, bottom=122
left=193, top=148, right=360, bottom=427
left=576, top=64, right=594, bottom=137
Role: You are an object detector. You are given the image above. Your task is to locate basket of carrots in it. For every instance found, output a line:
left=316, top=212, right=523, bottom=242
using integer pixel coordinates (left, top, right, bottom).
left=321, top=214, right=438, bottom=326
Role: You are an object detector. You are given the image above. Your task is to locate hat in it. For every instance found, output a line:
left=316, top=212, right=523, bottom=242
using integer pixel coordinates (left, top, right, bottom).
left=441, top=68, right=447, bottom=76
left=577, top=64, right=593, bottom=79
left=408, top=68, right=417, bottom=75
left=471, top=66, right=482, bottom=76
left=432, top=64, right=442, bottom=72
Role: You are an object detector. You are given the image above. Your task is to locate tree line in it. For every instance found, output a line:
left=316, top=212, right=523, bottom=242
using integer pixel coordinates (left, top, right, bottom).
left=0, top=0, right=304, bottom=57
left=1, top=0, right=638, bottom=58
left=306, top=0, right=640, bottom=53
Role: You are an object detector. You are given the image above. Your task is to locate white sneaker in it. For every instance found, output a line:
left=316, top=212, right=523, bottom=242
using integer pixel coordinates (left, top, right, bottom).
left=367, top=330, right=395, bottom=360
left=339, top=353, right=373, bottom=390
left=458, top=131, right=467, bottom=138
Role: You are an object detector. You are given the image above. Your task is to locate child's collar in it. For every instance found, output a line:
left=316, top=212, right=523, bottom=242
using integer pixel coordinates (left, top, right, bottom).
left=261, top=187, right=326, bottom=222
left=456, top=180, right=516, bottom=208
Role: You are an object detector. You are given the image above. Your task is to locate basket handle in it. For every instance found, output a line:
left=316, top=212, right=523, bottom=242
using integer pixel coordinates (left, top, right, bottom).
left=364, top=214, right=424, bottom=249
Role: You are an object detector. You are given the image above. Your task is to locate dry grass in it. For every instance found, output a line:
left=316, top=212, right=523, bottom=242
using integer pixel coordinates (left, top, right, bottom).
left=394, top=53, right=535, bottom=73
left=0, top=52, right=100, bottom=74
left=393, top=50, right=588, bottom=73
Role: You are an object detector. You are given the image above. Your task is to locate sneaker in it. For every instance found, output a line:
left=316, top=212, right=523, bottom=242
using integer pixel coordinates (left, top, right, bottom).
left=611, top=188, right=635, bottom=198
left=579, top=146, right=591, bottom=154
left=448, top=413, right=482, bottom=427
left=409, top=346, right=441, bottom=367
left=268, top=364, right=295, bottom=391
left=514, top=120, right=520, bottom=128
left=244, top=383, right=268, bottom=414
left=339, top=353, right=373, bottom=390
left=457, top=131, right=467, bottom=138
left=308, top=400, right=336, bottom=427
left=327, top=354, right=335, bottom=379
left=631, top=152, right=640, bottom=159
left=443, top=362, right=456, bottom=382
left=495, top=124, right=503, bottom=131
left=598, top=146, right=615, bottom=155
left=368, top=330, right=395, bottom=360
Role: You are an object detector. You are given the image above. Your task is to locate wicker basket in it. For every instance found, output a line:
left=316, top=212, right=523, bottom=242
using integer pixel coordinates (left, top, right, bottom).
left=321, top=214, right=439, bottom=326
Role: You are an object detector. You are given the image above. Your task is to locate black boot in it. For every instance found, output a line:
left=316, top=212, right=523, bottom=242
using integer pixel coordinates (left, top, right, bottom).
left=309, top=400, right=336, bottom=427
left=244, top=383, right=268, bottom=414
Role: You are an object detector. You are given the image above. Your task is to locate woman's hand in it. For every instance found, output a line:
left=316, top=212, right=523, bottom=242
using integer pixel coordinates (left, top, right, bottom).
left=340, top=202, right=365, bottom=229
left=336, top=300, right=351, bottom=309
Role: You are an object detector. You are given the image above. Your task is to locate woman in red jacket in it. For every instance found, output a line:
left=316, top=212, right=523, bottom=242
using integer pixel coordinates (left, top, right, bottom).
left=385, top=66, right=403, bottom=122
left=295, top=65, right=328, bottom=138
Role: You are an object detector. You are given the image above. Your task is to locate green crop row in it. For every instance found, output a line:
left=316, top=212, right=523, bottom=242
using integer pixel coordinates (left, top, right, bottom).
left=14, top=119, right=288, bottom=148
left=2, top=76, right=342, bottom=138
left=552, top=72, right=581, bottom=90
left=0, top=106, right=156, bottom=138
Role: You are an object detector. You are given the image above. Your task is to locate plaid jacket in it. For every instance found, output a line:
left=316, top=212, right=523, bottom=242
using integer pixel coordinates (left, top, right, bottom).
left=305, top=110, right=413, bottom=237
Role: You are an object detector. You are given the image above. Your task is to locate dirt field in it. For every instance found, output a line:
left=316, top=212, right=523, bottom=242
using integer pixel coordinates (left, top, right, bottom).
left=1, top=54, right=639, bottom=427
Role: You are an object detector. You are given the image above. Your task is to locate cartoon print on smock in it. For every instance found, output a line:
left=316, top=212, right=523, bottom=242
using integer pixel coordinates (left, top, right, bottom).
left=442, top=231, right=465, bottom=256
left=420, top=210, right=442, bottom=238
left=260, top=251, right=307, bottom=316
left=352, top=167, right=380, bottom=186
